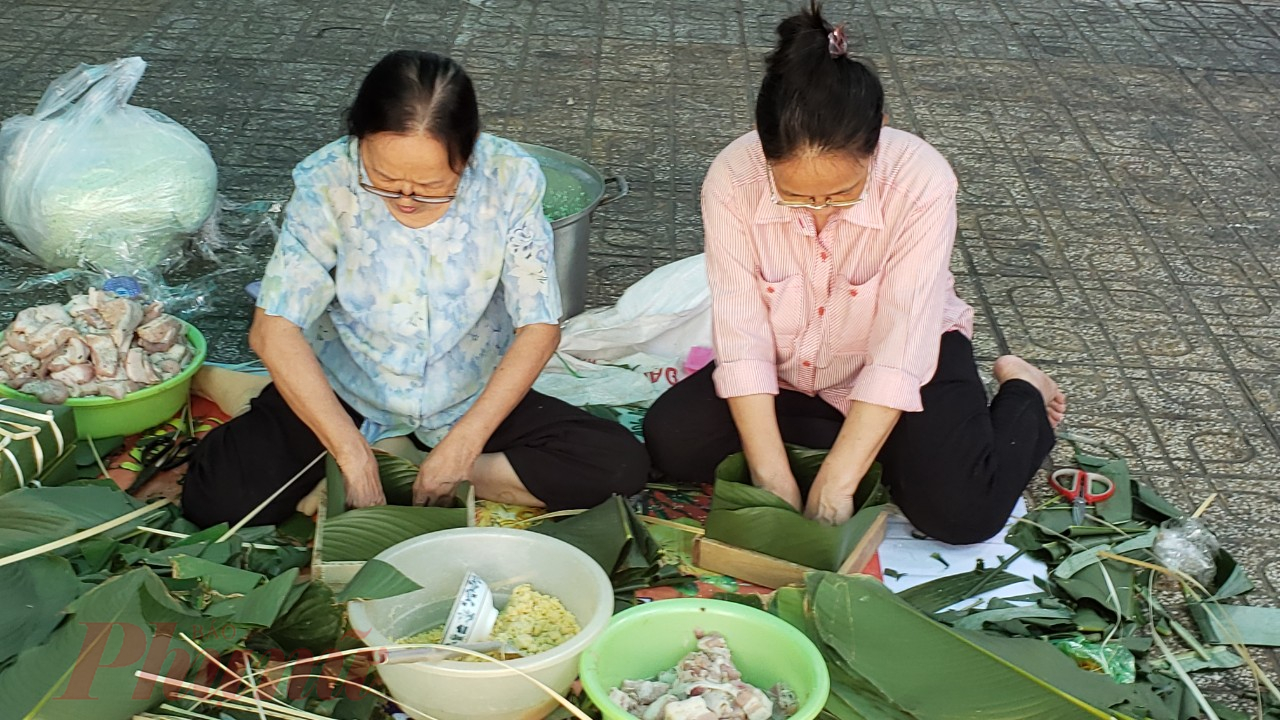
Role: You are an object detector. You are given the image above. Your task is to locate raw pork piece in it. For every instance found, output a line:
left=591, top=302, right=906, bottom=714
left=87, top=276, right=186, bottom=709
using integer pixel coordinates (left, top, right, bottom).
left=83, top=334, right=121, bottom=379
left=20, top=379, right=70, bottom=405
left=124, top=348, right=160, bottom=384
left=51, top=364, right=95, bottom=386
left=45, top=337, right=91, bottom=373
left=136, top=315, right=184, bottom=352
left=1, top=293, right=196, bottom=401
left=608, top=632, right=798, bottom=720
left=99, top=295, right=144, bottom=350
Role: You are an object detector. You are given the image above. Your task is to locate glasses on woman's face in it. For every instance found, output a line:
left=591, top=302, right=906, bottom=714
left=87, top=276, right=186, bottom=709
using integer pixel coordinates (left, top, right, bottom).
left=359, top=160, right=457, bottom=204
left=766, top=164, right=865, bottom=210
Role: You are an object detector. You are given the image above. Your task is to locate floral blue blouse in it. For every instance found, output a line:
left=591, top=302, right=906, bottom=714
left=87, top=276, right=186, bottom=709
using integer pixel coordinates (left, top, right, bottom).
left=257, top=133, right=561, bottom=446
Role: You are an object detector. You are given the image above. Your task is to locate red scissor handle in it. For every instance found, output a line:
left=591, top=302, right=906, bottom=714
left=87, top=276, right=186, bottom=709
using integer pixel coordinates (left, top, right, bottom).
left=1050, top=469, right=1116, bottom=503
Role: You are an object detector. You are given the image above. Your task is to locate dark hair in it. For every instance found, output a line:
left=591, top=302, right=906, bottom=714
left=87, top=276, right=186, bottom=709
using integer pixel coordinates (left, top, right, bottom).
left=346, top=50, right=480, bottom=172
left=755, top=1, right=884, bottom=161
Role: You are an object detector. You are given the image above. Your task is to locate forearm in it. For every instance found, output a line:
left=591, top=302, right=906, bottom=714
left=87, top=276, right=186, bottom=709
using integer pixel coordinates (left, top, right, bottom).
left=727, top=394, right=789, bottom=478
left=248, top=308, right=366, bottom=460
left=447, top=323, right=560, bottom=450
left=825, top=401, right=902, bottom=490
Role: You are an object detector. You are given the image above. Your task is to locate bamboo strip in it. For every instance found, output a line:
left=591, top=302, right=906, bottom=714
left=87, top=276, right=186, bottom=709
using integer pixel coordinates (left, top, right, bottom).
left=0, top=498, right=171, bottom=568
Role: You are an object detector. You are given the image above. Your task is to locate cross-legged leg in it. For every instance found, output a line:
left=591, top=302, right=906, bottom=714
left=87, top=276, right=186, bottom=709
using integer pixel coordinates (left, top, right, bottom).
left=877, top=331, right=1059, bottom=544
left=479, top=390, right=651, bottom=510
left=182, top=383, right=363, bottom=528
left=643, top=364, right=845, bottom=485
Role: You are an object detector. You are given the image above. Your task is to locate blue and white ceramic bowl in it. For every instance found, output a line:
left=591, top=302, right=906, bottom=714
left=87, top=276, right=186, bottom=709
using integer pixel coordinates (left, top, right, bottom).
left=442, top=571, right=498, bottom=645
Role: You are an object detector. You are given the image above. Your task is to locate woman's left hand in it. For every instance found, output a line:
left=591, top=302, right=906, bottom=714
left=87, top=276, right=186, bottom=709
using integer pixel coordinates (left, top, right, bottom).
left=413, top=435, right=481, bottom=506
left=804, top=468, right=857, bottom=525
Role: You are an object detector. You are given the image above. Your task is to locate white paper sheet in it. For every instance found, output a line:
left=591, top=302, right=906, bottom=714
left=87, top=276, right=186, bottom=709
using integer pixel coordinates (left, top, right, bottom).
left=878, top=498, right=1047, bottom=612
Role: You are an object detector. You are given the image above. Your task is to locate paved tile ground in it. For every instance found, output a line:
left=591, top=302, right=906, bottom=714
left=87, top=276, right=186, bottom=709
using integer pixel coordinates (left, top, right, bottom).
left=1, top=0, right=1277, bottom=697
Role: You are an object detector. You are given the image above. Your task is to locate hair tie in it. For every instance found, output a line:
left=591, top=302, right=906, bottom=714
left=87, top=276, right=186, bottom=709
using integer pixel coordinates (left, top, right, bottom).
left=828, top=24, right=848, bottom=58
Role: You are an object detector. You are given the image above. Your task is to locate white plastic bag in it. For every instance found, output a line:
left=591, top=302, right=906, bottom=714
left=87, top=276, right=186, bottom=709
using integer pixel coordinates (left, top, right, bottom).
left=0, top=57, right=218, bottom=273
left=534, top=254, right=713, bottom=408
left=558, top=253, right=712, bottom=362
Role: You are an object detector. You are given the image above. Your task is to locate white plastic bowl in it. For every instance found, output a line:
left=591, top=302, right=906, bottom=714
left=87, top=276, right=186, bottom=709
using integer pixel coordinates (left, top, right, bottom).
left=347, top=528, right=614, bottom=720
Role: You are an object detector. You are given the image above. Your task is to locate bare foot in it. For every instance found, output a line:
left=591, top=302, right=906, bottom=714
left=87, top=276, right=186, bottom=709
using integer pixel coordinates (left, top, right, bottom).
left=994, top=355, right=1067, bottom=428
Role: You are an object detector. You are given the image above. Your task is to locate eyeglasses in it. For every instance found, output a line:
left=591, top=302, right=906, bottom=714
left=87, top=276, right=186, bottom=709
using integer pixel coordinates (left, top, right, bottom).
left=359, top=182, right=456, bottom=205
left=766, top=164, right=865, bottom=210
left=358, top=158, right=457, bottom=205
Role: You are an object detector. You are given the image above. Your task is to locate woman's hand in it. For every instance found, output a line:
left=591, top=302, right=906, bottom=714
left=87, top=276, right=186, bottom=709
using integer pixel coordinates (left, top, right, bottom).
left=336, top=443, right=386, bottom=509
left=251, top=309, right=388, bottom=510
left=751, top=465, right=803, bottom=511
left=804, top=467, right=856, bottom=525
left=803, top=401, right=903, bottom=525
left=413, top=435, right=481, bottom=506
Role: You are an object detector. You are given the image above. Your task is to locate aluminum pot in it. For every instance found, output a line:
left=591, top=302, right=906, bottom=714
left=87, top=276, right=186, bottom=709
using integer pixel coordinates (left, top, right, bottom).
left=518, top=142, right=628, bottom=319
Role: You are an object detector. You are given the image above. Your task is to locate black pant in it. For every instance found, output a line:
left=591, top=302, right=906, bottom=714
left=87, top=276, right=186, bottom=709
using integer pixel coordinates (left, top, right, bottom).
left=643, top=332, right=1055, bottom=544
left=182, top=384, right=650, bottom=528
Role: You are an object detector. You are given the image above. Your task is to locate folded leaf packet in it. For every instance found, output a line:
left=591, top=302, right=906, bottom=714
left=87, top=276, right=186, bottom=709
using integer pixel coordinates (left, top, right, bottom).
left=0, top=397, right=78, bottom=494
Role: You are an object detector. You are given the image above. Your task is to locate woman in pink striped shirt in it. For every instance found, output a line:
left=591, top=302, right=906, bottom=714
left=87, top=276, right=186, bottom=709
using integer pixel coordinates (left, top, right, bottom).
left=644, top=2, right=1067, bottom=544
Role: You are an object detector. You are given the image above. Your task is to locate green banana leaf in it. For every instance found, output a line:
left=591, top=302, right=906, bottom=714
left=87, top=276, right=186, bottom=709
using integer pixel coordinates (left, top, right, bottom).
left=170, top=554, right=265, bottom=595
left=265, top=581, right=345, bottom=654
left=706, top=448, right=887, bottom=571
left=1208, top=549, right=1254, bottom=601
left=1188, top=602, right=1280, bottom=646
left=897, top=567, right=1027, bottom=615
left=336, top=559, right=423, bottom=603
left=0, top=569, right=185, bottom=720
left=531, top=496, right=634, bottom=571
left=325, top=451, right=470, bottom=514
left=374, top=451, right=419, bottom=506
left=0, top=555, right=83, bottom=666
left=809, top=572, right=1140, bottom=719
left=231, top=567, right=301, bottom=627
left=0, top=500, right=77, bottom=558
left=773, top=583, right=936, bottom=720
left=1056, top=560, right=1138, bottom=619
left=320, top=505, right=468, bottom=562
left=531, top=495, right=680, bottom=606
left=13, top=486, right=146, bottom=527
left=0, top=485, right=162, bottom=561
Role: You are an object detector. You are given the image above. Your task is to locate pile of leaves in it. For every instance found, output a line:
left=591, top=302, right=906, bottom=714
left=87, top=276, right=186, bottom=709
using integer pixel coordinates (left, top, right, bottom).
left=714, top=441, right=1280, bottom=720
left=6, top=436, right=1276, bottom=720
left=0, top=450, right=679, bottom=720
left=0, top=482, right=369, bottom=720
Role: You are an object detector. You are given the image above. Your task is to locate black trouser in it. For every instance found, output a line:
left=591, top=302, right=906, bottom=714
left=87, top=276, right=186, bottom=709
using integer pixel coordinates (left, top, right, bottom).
left=643, top=332, right=1055, bottom=544
left=181, top=384, right=650, bottom=528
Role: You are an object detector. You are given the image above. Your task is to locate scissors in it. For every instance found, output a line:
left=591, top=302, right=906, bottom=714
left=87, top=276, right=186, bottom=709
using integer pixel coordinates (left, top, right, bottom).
left=126, top=432, right=198, bottom=496
left=1049, top=469, right=1116, bottom=525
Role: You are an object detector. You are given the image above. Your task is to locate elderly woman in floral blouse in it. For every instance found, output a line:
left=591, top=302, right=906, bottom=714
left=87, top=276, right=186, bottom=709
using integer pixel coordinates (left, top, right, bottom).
left=181, top=51, right=649, bottom=528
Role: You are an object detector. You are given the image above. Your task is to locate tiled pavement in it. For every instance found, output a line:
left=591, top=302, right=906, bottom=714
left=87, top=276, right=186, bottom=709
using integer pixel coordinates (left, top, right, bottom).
left=0, top=0, right=1276, bottom=696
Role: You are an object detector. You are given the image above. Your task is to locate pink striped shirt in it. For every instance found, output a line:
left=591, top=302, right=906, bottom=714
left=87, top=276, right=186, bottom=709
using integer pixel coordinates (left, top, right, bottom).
left=704, top=128, right=974, bottom=414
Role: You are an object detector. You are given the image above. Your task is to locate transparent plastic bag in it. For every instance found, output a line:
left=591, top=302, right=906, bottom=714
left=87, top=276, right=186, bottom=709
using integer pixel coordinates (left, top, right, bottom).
left=1152, top=517, right=1220, bottom=585
left=0, top=57, right=217, bottom=273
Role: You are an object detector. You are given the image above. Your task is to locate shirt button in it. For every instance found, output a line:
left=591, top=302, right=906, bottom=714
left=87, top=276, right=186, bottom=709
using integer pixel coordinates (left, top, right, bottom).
left=850, top=289, right=859, bottom=297
left=767, top=286, right=775, bottom=293
left=802, top=361, right=812, bottom=368
left=818, top=307, right=825, bottom=316
left=820, top=252, right=828, bottom=261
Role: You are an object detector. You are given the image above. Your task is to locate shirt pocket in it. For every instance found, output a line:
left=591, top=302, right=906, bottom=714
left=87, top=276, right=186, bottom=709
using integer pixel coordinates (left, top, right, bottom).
left=822, top=270, right=884, bottom=360
left=756, top=272, right=807, bottom=340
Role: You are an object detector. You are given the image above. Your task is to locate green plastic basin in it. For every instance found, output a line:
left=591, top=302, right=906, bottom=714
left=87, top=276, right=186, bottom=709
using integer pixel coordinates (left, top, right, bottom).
left=579, top=598, right=830, bottom=720
left=0, top=323, right=207, bottom=439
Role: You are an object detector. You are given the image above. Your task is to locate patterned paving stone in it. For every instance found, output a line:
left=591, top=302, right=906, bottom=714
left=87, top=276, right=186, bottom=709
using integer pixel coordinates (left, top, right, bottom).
left=0, top=0, right=1276, bottom=689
